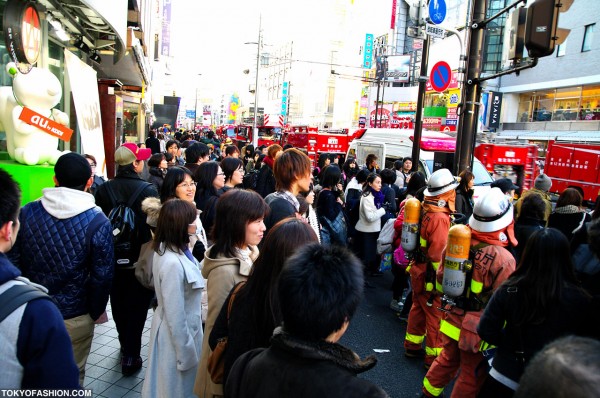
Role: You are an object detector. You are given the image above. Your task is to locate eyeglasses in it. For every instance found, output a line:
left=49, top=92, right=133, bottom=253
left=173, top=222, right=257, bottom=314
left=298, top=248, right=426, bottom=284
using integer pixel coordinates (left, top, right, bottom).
left=89, top=163, right=97, bottom=167
left=178, top=182, right=197, bottom=189
left=217, top=172, right=225, bottom=176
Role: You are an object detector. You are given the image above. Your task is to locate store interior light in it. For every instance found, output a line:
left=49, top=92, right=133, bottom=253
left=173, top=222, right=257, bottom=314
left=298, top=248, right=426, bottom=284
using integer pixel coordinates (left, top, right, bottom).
left=46, top=13, right=71, bottom=42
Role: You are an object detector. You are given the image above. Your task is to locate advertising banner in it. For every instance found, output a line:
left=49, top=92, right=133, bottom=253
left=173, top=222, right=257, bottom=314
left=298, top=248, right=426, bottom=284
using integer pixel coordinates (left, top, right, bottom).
left=489, top=92, right=503, bottom=128
left=385, top=55, right=411, bottom=83
left=64, top=49, right=106, bottom=177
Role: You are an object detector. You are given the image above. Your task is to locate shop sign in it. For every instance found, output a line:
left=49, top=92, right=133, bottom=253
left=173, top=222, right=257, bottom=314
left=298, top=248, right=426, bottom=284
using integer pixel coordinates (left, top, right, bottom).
left=489, top=92, right=503, bottom=128
left=423, top=117, right=443, bottom=128
left=3, top=0, right=41, bottom=69
left=19, top=107, right=73, bottom=141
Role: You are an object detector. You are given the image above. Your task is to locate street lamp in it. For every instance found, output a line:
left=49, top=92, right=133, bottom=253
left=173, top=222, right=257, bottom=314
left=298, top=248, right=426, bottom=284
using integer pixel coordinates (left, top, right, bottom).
left=245, top=14, right=262, bottom=148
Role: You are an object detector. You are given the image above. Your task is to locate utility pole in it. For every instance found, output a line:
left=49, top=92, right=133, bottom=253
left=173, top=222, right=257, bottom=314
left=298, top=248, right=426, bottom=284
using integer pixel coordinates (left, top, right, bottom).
left=252, top=15, right=262, bottom=148
left=454, top=0, right=487, bottom=174
left=411, top=35, right=430, bottom=171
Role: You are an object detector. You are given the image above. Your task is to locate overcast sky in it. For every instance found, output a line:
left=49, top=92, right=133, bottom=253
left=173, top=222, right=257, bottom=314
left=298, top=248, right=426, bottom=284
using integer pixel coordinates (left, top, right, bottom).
left=167, top=0, right=396, bottom=101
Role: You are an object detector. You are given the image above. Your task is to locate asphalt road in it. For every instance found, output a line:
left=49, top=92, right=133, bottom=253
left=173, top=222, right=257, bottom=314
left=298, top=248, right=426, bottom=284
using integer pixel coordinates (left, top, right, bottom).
left=340, top=271, right=455, bottom=398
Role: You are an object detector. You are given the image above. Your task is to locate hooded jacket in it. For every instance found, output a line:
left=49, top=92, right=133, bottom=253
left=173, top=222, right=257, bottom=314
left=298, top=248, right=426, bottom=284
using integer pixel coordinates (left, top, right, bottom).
left=194, top=245, right=258, bottom=397
left=8, top=188, right=114, bottom=320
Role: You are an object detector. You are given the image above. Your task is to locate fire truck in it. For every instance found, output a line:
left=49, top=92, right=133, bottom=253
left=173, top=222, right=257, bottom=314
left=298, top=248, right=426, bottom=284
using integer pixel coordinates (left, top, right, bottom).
left=281, top=126, right=356, bottom=167
left=216, top=124, right=282, bottom=149
left=475, top=140, right=600, bottom=202
left=474, top=143, right=539, bottom=193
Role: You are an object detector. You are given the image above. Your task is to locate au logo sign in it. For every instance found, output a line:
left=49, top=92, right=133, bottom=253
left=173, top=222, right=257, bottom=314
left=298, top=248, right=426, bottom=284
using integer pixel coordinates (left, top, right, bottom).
left=3, top=0, right=41, bottom=68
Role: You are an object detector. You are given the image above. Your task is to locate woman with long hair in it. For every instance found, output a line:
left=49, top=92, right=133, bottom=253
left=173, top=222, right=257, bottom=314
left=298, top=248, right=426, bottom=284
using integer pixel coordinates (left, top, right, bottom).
left=548, top=187, right=591, bottom=241
left=142, top=199, right=204, bottom=398
left=297, top=183, right=320, bottom=242
left=454, top=169, right=474, bottom=224
left=208, top=218, right=318, bottom=384
left=147, top=153, right=168, bottom=193
left=219, top=157, right=244, bottom=195
left=478, top=228, right=596, bottom=398
left=194, top=161, right=225, bottom=241
left=316, top=165, right=347, bottom=246
left=355, top=173, right=386, bottom=277
left=194, top=189, right=269, bottom=398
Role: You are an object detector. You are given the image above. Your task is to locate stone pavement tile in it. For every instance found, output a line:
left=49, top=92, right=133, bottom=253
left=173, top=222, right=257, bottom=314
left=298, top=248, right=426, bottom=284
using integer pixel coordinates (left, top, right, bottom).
left=95, top=345, right=120, bottom=357
left=96, top=356, right=120, bottom=370
left=86, top=352, right=104, bottom=366
left=123, top=391, right=142, bottom=398
left=114, top=375, right=143, bottom=390
left=106, top=338, right=122, bottom=349
left=133, top=380, right=144, bottom=393
left=85, top=364, right=108, bottom=379
left=94, top=325, right=111, bottom=335
left=94, top=334, right=115, bottom=345
left=102, top=384, right=130, bottom=398
left=86, top=379, right=111, bottom=396
left=98, top=369, right=123, bottom=384
left=104, top=328, right=120, bottom=338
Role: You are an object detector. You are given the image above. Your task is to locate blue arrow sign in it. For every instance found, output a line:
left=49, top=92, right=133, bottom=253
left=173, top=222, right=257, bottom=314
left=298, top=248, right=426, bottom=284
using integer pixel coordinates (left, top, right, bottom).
left=428, top=0, right=447, bottom=25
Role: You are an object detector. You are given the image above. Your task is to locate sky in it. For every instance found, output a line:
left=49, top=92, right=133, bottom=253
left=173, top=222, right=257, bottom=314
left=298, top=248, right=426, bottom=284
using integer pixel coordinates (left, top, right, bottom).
left=167, top=0, right=397, bottom=102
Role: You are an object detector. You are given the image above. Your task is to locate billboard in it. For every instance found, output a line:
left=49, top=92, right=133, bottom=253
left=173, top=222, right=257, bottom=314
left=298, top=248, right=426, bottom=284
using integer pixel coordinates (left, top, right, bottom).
left=385, top=55, right=411, bottom=83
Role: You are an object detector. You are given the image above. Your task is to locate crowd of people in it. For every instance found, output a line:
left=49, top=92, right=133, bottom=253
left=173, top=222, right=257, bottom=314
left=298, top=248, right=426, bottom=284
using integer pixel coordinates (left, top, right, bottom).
left=0, top=127, right=599, bottom=397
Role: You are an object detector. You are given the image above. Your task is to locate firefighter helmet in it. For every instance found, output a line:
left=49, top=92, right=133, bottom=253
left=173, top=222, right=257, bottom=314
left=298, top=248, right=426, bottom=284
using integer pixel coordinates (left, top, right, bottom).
left=469, top=187, right=514, bottom=233
left=424, top=168, right=459, bottom=197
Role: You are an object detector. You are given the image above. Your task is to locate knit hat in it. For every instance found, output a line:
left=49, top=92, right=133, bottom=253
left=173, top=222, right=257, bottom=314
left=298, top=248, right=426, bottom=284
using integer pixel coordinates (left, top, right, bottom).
left=115, top=142, right=152, bottom=166
left=534, top=174, right=552, bottom=192
left=54, top=152, right=92, bottom=189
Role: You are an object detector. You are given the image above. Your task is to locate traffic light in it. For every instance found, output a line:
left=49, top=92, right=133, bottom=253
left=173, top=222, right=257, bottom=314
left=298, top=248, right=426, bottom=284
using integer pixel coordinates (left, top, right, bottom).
left=525, top=0, right=573, bottom=58
left=408, top=0, right=427, bottom=26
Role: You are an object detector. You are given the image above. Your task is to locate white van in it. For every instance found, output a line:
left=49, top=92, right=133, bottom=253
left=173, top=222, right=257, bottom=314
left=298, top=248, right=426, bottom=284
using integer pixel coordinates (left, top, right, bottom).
left=347, top=128, right=493, bottom=201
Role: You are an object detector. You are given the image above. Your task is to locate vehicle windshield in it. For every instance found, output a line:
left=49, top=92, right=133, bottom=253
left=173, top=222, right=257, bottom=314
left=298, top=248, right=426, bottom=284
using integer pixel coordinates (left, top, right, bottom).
left=423, top=159, right=493, bottom=185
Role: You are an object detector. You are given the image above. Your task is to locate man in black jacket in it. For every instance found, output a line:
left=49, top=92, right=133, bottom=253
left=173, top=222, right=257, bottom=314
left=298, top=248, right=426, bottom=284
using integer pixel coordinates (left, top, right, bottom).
left=145, top=130, right=161, bottom=154
left=226, top=243, right=388, bottom=398
left=94, top=143, right=158, bottom=376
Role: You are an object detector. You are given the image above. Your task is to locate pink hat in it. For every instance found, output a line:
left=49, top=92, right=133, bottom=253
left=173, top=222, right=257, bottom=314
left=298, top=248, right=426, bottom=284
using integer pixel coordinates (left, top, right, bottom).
left=115, top=142, right=152, bottom=166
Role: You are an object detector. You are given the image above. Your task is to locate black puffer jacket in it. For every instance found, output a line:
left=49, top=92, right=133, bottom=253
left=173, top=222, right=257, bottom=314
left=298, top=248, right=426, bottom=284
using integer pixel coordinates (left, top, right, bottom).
left=9, top=193, right=114, bottom=320
left=225, top=329, right=388, bottom=398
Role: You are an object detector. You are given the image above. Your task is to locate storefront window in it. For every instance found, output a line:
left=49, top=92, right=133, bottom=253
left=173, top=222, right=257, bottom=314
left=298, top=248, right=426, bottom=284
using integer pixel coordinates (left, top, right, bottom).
left=532, top=91, right=553, bottom=121
left=581, top=85, right=600, bottom=120
left=123, top=102, right=140, bottom=143
left=517, top=84, right=600, bottom=123
left=518, top=93, right=533, bottom=122
left=552, top=86, right=581, bottom=121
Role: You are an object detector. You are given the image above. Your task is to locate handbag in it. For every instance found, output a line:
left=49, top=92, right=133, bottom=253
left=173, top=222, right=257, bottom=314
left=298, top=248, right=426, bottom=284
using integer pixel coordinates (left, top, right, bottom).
left=134, top=241, right=155, bottom=290
left=207, top=282, right=245, bottom=384
left=377, top=218, right=396, bottom=254
left=379, top=252, right=393, bottom=272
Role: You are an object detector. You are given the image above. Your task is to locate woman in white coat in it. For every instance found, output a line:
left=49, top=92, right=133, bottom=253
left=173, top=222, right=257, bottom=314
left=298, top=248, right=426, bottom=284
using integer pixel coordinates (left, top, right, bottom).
left=355, top=172, right=386, bottom=278
left=142, top=199, right=204, bottom=398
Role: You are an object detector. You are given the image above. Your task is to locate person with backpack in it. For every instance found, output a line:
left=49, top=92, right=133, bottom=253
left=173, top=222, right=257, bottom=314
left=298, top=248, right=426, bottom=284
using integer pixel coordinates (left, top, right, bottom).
left=8, top=153, right=114, bottom=386
left=422, top=188, right=517, bottom=397
left=94, top=142, right=159, bottom=376
left=0, top=169, right=80, bottom=389
left=316, top=165, right=347, bottom=247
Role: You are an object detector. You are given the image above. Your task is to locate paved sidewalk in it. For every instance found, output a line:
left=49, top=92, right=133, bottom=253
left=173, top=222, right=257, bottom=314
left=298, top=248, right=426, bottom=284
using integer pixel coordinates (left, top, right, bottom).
left=83, top=304, right=153, bottom=398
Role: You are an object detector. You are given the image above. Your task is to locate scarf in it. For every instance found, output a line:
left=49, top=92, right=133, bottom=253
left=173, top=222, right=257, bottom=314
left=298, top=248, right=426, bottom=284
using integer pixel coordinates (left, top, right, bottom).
left=263, top=155, right=275, bottom=169
left=554, top=205, right=582, bottom=214
left=470, top=220, right=518, bottom=247
left=422, top=190, right=456, bottom=213
left=272, top=190, right=300, bottom=212
left=370, top=187, right=384, bottom=209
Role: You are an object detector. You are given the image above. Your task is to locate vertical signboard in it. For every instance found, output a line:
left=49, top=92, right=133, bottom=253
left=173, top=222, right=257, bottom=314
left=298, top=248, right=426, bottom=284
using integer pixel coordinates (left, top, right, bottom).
left=363, top=34, right=374, bottom=69
left=489, top=92, right=503, bottom=128
left=390, top=0, right=397, bottom=29
left=281, top=81, right=289, bottom=122
left=161, top=0, right=171, bottom=56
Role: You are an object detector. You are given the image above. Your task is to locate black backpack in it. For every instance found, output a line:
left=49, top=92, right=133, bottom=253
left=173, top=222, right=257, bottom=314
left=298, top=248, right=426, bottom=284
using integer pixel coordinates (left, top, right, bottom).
left=243, top=170, right=259, bottom=190
left=104, top=182, right=151, bottom=267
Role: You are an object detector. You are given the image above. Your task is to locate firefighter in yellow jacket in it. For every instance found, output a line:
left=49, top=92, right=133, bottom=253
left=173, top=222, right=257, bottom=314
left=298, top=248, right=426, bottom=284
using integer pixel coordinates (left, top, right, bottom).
left=422, top=187, right=517, bottom=397
left=404, top=169, right=458, bottom=368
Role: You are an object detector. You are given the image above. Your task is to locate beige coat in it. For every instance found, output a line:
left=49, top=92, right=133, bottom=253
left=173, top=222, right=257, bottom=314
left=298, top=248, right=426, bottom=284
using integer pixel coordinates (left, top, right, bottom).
left=355, top=193, right=386, bottom=233
left=193, top=245, right=259, bottom=397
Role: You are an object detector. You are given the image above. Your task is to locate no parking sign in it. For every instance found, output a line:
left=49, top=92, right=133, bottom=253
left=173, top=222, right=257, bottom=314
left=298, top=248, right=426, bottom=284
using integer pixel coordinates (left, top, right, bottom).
left=429, top=61, right=452, bottom=93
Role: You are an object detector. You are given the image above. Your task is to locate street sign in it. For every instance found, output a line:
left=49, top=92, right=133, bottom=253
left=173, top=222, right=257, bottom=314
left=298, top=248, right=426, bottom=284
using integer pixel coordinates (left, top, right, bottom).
left=428, top=0, right=447, bottom=25
left=430, top=61, right=452, bottom=92
left=425, top=23, right=446, bottom=39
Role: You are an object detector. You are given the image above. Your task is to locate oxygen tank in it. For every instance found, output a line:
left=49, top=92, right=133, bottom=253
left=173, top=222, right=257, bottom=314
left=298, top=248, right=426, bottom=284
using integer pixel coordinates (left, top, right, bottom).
left=442, top=224, right=472, bottom=298
left=401, top=198, right=421, bottom=252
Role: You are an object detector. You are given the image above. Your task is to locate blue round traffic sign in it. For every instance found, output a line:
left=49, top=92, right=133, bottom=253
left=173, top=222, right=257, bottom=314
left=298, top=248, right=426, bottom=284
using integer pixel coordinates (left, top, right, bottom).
left=430, top=61, right=452, bottom=92
left=429, top=0, right=447, bottom=25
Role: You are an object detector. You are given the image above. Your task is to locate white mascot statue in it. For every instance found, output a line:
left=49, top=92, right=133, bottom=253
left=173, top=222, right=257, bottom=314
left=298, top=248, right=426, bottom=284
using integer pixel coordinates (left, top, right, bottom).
left=0, top=62, right=68, bottom=165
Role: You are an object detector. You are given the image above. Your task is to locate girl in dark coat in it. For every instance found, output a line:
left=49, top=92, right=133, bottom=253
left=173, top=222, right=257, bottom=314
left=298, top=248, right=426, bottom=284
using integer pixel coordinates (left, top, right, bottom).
left=147, top=153, right=168, bottom=193
left=193, top=161, right=224, bottom=241
left=454, top=170, right=474, bottom=224
left=548, top=187, right=591, bottom=241
left=316, top=165, right=347, bottom=246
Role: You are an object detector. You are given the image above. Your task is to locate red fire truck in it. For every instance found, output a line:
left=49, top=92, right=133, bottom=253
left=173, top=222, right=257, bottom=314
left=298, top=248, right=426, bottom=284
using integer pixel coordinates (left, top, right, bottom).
left=281, top=127, right=356, bottom=167
left=475, top=140, right=600, bottom=202
left=474, top=143, right=539, bottom=193
left=216, top=124, right=283, bottom=149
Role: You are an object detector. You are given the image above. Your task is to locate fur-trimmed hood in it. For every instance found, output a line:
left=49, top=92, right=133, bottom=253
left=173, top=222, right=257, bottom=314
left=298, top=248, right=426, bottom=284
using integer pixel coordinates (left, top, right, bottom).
left=270, top=327, right=377, bottom=375
left=142, top=196, right=162, bottom=228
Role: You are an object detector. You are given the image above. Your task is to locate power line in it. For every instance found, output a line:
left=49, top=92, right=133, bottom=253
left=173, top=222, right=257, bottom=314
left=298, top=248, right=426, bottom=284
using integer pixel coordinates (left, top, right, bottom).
left=266, top=55, right=364, bottom=69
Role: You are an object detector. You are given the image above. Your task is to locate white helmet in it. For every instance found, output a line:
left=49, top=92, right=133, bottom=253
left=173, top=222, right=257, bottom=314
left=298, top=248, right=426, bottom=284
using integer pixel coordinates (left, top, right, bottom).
left=469, top=187, right=514, bottom=233
left=424, top=168, right=459, bottom=196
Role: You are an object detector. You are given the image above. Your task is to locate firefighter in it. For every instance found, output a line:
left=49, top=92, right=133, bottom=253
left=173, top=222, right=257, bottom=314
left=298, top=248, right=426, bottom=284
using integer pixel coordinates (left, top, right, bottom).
left=422, top=187, right=518, bottom=398
left=404, top=168, right=458, bottom=368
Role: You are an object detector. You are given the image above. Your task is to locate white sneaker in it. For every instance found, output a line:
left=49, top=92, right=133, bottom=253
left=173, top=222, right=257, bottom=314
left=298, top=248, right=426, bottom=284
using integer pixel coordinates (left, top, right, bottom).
left=389, top=299, right=403, bottom=312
